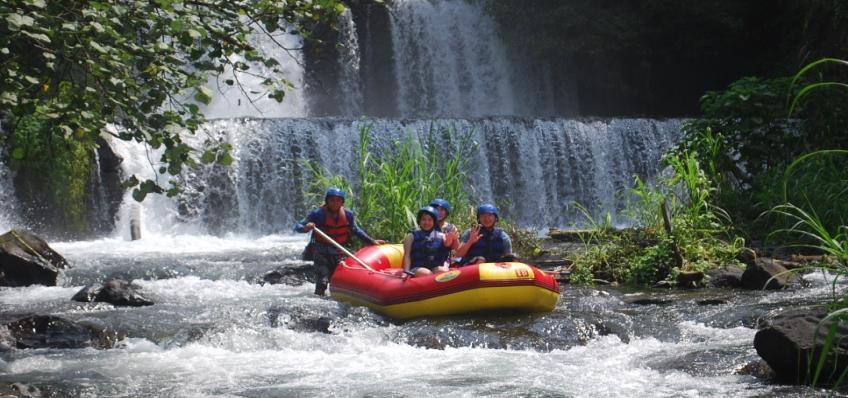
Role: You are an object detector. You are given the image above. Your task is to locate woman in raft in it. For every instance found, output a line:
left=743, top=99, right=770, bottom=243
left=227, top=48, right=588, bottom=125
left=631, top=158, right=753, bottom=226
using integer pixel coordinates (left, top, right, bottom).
left=402, top=206, right=459, bottom=277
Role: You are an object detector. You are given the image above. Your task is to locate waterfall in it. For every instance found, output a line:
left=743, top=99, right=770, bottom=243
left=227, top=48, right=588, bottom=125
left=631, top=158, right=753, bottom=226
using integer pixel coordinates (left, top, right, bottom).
left=131, top=118, right=681, bottom=236
left=201, top=28, right=307, bottom=119
left=0, top=159, right=18, bottom=232
left=388, top=0, right=520, bottom=117
left=336, top=8, right=364, bottom=116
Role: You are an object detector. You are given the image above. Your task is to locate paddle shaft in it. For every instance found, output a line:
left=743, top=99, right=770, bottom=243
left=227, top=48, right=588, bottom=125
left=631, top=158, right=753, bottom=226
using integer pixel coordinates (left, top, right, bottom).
left=310, top=227, right=376, bottom=272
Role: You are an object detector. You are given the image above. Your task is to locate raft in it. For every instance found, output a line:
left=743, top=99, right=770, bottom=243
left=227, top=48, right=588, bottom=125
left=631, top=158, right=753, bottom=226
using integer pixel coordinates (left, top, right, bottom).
left=329, top=244, right=560, bottom=320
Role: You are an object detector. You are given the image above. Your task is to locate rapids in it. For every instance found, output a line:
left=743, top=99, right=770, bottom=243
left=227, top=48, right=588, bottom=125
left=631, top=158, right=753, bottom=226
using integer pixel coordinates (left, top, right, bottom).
left=0, top=235, right=832, bottom=397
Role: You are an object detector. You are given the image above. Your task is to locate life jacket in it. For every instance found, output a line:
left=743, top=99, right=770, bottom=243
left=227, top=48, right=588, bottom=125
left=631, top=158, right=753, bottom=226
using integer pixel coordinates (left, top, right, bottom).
left=410, top=229, right=449, bottom=269
left=463, top=227, right=507, bottom=264
left=314, top=205, right=351, bottom=246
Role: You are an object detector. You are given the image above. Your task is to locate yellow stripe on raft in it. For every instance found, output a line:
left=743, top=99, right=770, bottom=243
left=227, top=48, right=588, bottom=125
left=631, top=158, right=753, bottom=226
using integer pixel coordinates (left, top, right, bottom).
left=331, top=285, right=560, bottom=320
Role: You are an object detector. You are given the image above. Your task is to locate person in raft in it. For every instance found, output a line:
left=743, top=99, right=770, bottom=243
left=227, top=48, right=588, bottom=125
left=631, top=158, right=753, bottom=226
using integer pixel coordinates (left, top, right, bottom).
left=455, top=203, right=517, bottom=265
left=295, top=187, right=385, bottom=296
left=429, top=198, right=459, bottom=252
left=402, top=206, right=458, bottom=278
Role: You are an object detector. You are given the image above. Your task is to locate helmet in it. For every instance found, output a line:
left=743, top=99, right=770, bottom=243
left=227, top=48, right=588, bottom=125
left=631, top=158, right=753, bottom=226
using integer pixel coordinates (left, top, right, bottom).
left=416, top=206, right=439, bottom=226
left=429, top=198, right=452, bottom=215
left=325, top=187, right=346, bottom=201
left=476, top=203, right=499, bottom=221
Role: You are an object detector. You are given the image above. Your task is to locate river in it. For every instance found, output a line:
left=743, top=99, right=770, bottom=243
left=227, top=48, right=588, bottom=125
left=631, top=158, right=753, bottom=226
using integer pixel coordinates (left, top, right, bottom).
left=0, top=234, right=832, bottom=397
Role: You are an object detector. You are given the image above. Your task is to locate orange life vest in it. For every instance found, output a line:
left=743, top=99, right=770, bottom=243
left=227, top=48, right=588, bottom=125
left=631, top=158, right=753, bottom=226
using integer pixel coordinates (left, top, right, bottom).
left=315, top=205, right=350, bottom=246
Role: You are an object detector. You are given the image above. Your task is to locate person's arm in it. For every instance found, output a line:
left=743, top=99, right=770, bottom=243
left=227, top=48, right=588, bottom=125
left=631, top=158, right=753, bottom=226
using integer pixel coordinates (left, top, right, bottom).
left=455, top=227, right=478, bottom=259
left=349, top=211, right=385, bottom=245
left=294, top=210, right=319, bottom=233
left=502, top=232, right=513, bottom=255
left=443, top=228, right=459, bottom=249
left=402, top=233, right=413, bottom=273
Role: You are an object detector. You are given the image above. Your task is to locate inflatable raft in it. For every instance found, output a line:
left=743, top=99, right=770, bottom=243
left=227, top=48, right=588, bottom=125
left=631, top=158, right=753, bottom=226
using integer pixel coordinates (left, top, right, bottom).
left=329, top=244, right=560, bottom=320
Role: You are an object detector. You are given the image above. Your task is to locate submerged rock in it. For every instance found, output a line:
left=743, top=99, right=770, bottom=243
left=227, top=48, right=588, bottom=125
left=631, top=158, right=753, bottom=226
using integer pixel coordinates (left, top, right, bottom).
left=5, top=315, right=119, bottom=349
left=0, top=229, right=69, bottom=287
left=754, top=307, right=848, bottom=385
left=71, top=278, right=154, bottom=307
left=261, top=264, right=313, bottom=286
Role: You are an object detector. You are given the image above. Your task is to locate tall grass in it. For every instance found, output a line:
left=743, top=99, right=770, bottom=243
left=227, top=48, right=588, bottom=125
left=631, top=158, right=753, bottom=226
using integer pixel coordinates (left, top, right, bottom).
left=307, top=124, right=476, bottom=243
left=767, top=57, right=848, bottom=389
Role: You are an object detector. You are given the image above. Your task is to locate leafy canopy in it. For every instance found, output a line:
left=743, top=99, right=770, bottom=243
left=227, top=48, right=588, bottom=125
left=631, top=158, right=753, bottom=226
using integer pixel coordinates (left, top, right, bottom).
left=0, top=0, right=344, bottom=200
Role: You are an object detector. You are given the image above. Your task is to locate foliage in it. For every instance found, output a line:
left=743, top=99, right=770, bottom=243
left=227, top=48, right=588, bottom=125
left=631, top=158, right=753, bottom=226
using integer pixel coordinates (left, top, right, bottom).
left=765, top=59, right=848, bottom=389
left=674, top=57, right=848, bottom=240
left=1, top=0, right=344, bottom=201
left=7, top=109, right=92, bottom=233
left=307, top=124, right=475, bottom=243
left=568, top=150, right=744, bottom=286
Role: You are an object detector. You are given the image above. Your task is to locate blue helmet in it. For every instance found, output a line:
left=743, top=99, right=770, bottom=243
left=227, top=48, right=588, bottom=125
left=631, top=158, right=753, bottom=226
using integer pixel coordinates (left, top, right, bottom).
left=429, top=198, right=452, bottom=215
left=416, top=206, right=439, bottom=226
left=325, top=187, right=346, bottom=202
left=476, top=203, right=499, bottom=221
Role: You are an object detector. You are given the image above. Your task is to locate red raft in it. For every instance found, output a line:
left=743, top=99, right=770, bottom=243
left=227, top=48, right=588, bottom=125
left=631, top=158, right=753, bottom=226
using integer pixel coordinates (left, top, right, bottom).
left=329, top=244, right=560, bottom=320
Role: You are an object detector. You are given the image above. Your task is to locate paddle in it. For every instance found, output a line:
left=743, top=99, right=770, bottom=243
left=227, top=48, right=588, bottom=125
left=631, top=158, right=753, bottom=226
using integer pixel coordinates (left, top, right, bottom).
left=310, top=227, right=376, bottom=272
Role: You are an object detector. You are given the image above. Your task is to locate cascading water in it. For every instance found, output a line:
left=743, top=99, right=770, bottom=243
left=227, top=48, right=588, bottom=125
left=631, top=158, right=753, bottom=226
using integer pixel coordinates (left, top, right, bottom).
left=0, top=159, right=18, bottom=232
left=388, top=0, right=522, bottom=117
left=336, top=8, right=364, bottom=116
left=201, top=28, right=307, bottom=119
left=154, top=118, right=681, bottom=236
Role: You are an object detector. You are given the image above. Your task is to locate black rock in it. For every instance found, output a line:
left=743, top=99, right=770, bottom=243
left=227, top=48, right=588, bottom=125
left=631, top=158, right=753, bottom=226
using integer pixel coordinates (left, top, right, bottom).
left=0, top=229, right=69, bottom=287
left=706, top=266, right=744, bottom=288
left=261, top=264, right=313, bottom=286
left=6, top=315, right=118, bottom=349
left=742, top=258, right=800, bottom=290
left=71, top=278, right=154, bottom=307
left=754, top=307, right=848, bottom=385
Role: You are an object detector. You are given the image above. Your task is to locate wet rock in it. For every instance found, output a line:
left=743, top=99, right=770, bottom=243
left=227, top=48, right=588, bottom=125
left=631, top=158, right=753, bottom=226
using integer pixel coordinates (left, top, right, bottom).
left=676, top=270, right=704, bottom=288
left=736, top=360, right=776, bottom=380
left=742, top=258, right=800, bottom=290
left=72, top=278, right=154, bottom=307
left=6, top=315, right=118, bottom=349
left=626, top=296, right=672, bottom=306
left=268, top=308, right=332, bottom=334
left=0, top=229, right=69, bottom=287
left=696, top=298, right=728, bottom=306
left=0, top=382, right=42, bottom=398
left=754, top=307, right=848, bottom=385
left=706, top=266, right=744, bottom=288
left=261, top=264, right=313, bottom=286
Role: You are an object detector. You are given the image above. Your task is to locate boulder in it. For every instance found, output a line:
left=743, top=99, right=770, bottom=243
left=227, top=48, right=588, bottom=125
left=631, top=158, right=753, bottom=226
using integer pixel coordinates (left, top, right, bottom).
left=0, top=229, right=69, bottom=287
left=6, top=315, right=119, bottom=349
left=72, top=278, right=154, bottom=307
left=261, top=264, right=313, bottom=286
left=705, top=266, right=744, bottom=288
left=741, top=258, right=800, bottom=290
left=754, top=307, right=848, bottom=385
left=676, top=270, right=704, bottom=288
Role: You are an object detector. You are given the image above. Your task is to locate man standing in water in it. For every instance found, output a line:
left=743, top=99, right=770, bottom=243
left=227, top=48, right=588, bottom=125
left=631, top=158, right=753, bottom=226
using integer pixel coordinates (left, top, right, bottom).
left=456, top=203, right=515, bottom=265
left=295, top=188, right=385, bottom=295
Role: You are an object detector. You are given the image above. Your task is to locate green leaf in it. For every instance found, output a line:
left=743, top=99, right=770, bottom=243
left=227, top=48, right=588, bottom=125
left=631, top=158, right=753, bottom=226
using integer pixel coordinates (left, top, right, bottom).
left=200, top=150, right=215, bottom=164
left=11, top=147, right=25, bottom=160
left=194, top=86, right=213, bottom=105
left=22, top=31, right=51, bottom=43
left=6, top=14, right=35, bottom=29
left=90, top=41, right=108, bottom=53
left=218, top=153, right=233, bottom=166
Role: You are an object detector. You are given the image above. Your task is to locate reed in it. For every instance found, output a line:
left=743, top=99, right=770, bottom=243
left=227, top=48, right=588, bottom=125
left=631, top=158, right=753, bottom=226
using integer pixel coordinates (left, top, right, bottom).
left=307, top=124, right=476, bottom=243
